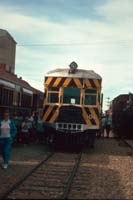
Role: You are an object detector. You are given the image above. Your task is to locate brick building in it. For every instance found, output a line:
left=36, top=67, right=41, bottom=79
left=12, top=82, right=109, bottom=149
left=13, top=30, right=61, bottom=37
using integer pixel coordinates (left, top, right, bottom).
left=0, top=29, right=16, bottom=74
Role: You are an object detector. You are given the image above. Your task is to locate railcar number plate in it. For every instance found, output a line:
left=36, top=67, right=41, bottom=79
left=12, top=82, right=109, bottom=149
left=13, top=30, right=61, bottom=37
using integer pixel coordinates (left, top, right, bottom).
left=88, top=114, right=96, bottom=120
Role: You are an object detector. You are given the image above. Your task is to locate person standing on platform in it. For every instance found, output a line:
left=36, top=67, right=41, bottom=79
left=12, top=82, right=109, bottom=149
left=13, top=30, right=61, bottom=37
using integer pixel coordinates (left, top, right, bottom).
left=0, top=110, right=17, bottom=169
left=100, top=116, right=106, bottom=137
left=105, top=114, right=112, bottom=138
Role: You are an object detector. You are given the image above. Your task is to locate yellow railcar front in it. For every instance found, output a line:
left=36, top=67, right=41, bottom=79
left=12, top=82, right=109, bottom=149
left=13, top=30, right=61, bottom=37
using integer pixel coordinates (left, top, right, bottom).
left=42, top=63, right=102, bottom=146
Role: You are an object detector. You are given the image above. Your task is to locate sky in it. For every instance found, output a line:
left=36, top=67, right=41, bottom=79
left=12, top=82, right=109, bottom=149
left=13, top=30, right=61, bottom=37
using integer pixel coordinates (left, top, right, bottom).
left=0, top=0, right=133, bottom=111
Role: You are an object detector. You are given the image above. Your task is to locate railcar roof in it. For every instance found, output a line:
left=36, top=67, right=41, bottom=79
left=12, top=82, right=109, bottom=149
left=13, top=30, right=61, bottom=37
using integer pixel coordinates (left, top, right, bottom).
left=46, top=68, right=102, bottom=80
left=0, top=66, right=43, bottom=95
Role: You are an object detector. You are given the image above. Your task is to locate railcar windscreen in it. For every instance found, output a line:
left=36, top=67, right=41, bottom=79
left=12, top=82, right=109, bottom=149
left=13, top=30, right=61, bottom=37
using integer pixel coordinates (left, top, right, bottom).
left=63, top=87, right=80, bottom=104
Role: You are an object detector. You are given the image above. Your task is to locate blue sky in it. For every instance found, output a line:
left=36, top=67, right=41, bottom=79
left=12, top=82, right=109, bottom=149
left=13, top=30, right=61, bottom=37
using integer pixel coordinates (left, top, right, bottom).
left=0, top=0, right=133, bottom=111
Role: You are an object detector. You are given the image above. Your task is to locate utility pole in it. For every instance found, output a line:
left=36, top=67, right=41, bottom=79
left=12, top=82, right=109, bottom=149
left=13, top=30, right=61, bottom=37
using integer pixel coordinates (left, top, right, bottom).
left=106, top=97, right=111, bottom=109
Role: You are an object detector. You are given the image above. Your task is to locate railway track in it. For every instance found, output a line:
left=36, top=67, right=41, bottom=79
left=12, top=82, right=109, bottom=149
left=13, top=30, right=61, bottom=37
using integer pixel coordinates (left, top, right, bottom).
left=0, top=138, right=132, bottom=199
left=1, top=150, right=83, bottom=199
left=123, top=139, right=133, bottom=156
left=117, top=137, right=133, bottom=156
left=1, top=152, right=54, bottom=199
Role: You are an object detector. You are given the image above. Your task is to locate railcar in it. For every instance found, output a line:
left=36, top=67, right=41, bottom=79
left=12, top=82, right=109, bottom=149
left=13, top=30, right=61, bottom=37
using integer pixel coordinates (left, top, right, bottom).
left=0, top=64, right=43, bottom=118
left=112, top=93, right=133, bottom=139
left=0, top=81, right=43, bottom=118
left=42, top=62, right=102, bottom=146
left=0, top=67, right=44, bottom=145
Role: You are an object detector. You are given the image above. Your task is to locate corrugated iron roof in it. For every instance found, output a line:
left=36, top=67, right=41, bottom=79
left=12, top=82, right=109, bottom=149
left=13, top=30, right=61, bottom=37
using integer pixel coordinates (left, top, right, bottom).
left=46, top=68, right=102, bottom=80
left=0, top=71, right=43, bottom=95
left=0, top=71, right=32, bottom=89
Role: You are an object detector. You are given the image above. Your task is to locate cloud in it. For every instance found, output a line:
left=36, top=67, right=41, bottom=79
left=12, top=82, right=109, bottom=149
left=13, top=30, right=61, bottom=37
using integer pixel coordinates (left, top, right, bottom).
left=0, top=1, right=133, bottom=110
left=97, top=0, right=133, bottom=20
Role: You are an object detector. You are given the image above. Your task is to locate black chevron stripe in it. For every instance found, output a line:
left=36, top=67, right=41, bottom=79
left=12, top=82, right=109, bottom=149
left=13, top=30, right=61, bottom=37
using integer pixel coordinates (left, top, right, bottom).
left=46, top=105, right=58, bottom=121
left=49, top=77, right=57, bottom=87
left=57, top=78, right=66, bottom=87
left=93, top=108, right=99, bottom=119
left=43, top=105, right=49, bottom=116
left=68, top=79, right=78, bottom=87
left=45, top=77, right=55, bottom=86
left=79, top=78, right=83, bottom=85
left=89, top=79, right=97, bottom=88
left=45, top=77, right=48, bottom=82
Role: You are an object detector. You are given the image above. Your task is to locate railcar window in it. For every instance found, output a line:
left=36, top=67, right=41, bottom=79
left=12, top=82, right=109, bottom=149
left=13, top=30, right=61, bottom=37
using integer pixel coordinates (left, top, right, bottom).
left=3, top=88, right=7, bottom=104
left=84, top=89, right=97, bottom=105
left=21, top=94, right=32, bottom=107
left=18, top=92, right=20, bottom=106
left=0, top=88, right=13, bottom=105
left=9, top=90, right=13, bottom=106
left=48, top=93, right=59, bottom=103
left=63, top=87, right=80, bottom=104
left=47, top=87, right=59, bottom=103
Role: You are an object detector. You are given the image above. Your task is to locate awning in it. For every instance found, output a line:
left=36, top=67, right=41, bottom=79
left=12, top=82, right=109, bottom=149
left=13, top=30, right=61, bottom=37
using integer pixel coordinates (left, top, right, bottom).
left=0, top=79, right=15, bottom=89
left=23, top=88, right=33, bottom=95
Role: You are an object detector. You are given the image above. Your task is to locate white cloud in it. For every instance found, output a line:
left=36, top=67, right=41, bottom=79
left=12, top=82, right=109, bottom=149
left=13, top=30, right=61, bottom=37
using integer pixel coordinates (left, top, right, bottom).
left=97, top=0, right=133, bottom=20
left=0, top=1, right=133, bottom=109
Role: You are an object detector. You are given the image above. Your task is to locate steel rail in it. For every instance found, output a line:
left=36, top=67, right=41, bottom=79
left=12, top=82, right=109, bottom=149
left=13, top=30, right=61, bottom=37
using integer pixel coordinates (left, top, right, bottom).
left=1, top=152, right=54, bottom=200
left=60, top=151, right=82, bottom=199
left=117, top=137, right=133, bottom=156
left=123, top=139, right=133, bottom=156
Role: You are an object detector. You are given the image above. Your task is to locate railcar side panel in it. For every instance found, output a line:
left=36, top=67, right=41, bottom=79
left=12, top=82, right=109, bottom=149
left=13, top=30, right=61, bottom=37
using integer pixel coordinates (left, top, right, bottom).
left=112, top=93, right=133, bottom=139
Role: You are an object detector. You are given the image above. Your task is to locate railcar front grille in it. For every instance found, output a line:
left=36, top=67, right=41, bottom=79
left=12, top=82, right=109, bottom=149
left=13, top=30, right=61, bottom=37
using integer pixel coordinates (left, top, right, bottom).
left=56, top=123, right=82, bottom=133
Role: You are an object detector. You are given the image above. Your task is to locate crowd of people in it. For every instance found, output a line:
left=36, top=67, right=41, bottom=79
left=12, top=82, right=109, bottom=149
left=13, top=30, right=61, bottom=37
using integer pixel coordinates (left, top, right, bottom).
left=0, top=110, right=45, bottom=169
left=0, top=109, right=112, bottom=169
left=13, top=112, right=45, bottom=145
left=0, top=110, right=46, bottom=169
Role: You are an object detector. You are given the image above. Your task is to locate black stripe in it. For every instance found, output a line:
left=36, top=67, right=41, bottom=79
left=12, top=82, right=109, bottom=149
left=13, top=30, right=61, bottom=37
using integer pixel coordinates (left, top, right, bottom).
left=79, top=78, right=83, bottom=86
left=58, top=78, right=66, bottom=88
left=48, top=77, right=57, bottom=87
left=94, top=108, right=99, bottom=119
left=45, top=77, right=48, bottom=82
left=43, top=105, right=49, bottom=116
left=68, top=79, right=77, bottom=87
left=47, top=105, right=58, bottom=121
left=89, top=79, right=97, bottom=88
